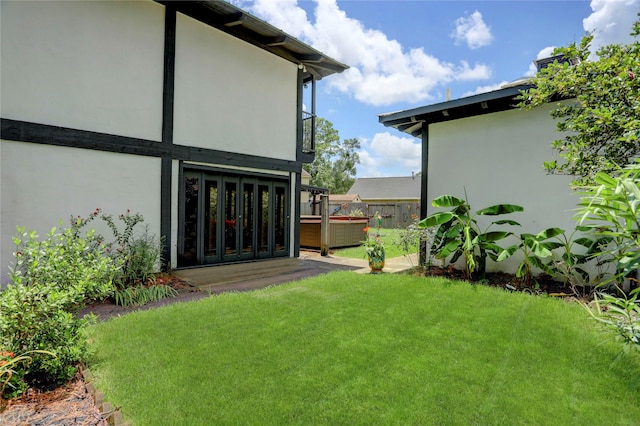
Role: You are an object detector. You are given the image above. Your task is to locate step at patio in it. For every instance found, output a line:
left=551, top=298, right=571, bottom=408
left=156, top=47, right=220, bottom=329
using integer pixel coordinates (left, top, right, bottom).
left=173, top=257, right=302, bottom=290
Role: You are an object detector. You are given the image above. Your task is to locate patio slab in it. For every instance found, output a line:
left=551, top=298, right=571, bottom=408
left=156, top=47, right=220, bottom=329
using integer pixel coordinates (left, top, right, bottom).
left=173, top=252, right=419, bottom=294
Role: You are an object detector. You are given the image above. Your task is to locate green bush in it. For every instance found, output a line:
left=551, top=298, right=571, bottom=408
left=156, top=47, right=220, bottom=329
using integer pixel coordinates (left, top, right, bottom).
left=98, top=211, right=175, bottom=307
left=577, top=161, right=640, bottom=288
left=0, top=218, right=117, bottom=396
left=100, top=212, right=164, bottom=289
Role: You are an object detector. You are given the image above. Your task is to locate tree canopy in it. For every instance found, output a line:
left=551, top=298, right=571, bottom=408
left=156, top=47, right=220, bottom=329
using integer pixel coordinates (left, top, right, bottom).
left=520, top=17, right=640, bottom=186
left=303, top=118, right=361, bottom=194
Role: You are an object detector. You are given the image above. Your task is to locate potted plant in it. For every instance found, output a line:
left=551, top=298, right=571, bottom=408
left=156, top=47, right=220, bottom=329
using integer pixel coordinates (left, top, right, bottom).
left=362, top=226, right=385, bottom=273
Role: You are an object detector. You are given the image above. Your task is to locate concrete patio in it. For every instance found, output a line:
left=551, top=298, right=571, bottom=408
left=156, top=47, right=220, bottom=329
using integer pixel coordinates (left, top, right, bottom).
left=173, top=252, right=419, bottom=294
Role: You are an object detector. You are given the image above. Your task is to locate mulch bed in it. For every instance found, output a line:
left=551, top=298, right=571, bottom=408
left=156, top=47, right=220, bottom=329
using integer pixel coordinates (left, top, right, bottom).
left=0, top=371, right=107, bottom=426
left=423, top=265, right=589, bottom=299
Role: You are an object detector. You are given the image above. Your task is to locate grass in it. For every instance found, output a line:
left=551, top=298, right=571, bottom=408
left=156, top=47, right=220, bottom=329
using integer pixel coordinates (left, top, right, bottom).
left=332, top=228, right=413, bottom=259
left=87, top=272, right=640, bottom=425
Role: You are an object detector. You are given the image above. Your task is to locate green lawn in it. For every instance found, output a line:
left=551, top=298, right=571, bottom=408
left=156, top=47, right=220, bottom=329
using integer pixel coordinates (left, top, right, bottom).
left=87, top=272, right=640, bottom=425
left=332, top=228, right=413, bottom=259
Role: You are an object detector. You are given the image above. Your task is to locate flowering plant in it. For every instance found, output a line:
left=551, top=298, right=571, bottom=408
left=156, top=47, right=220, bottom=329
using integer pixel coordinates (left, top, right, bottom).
left=1, top=349, right=55, bottom=398
left=362, top=226, right=385, bottom=259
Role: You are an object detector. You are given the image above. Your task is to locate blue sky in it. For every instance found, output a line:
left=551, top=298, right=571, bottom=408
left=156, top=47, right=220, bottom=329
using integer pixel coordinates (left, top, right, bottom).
left=232, top=0, right=640, bottom=178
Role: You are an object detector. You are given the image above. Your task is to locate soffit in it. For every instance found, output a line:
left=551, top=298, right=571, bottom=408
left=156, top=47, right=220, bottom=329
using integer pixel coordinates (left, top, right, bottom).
left=378, top=83, right=533, bottom=138
left=158, top=0, right=348, bottom=82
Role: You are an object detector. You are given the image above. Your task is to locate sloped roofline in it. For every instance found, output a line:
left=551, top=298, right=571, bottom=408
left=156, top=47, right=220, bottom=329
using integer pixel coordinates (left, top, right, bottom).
left=157, top=0, right=348, bottom=82
left=378, top=82, right=533, bottom=137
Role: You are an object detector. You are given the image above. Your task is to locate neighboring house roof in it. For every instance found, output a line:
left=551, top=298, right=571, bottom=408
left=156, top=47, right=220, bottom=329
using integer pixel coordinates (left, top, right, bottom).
left=329, top=194, right=362, bottom=203
left=378, top=82, right=533, bottom=137
left=348, top=177, right=420, bottom=201
left=161, top=0, right=348, bottom=82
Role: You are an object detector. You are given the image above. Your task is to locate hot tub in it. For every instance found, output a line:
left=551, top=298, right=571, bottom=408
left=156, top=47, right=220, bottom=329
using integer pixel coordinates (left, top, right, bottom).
left=300, top=215, right=369, bottom=249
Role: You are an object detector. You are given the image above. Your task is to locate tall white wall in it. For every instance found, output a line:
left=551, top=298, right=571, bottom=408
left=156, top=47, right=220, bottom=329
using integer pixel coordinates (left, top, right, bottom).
left=0, top=141, right=161, bottom=285
left=173, top=13, right=298, bottom=161
left=0, top=1, right=165, bottom=141
left=428, top=104, right=579, bottom=273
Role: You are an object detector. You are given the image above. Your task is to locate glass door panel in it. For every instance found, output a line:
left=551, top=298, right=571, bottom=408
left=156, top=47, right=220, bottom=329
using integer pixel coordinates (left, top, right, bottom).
left=179, top=170, right=290, bottom=266
left=257, top=184, right=270, bottom=256
left=274, top=185, right=287, bottom=253
left=180, top=175, right=199, bottom=266
left=204, top=179, right=218, bottom=262
left=223, top=180, right=239, bottom=260
left=241, top=181, right=255, bottom=256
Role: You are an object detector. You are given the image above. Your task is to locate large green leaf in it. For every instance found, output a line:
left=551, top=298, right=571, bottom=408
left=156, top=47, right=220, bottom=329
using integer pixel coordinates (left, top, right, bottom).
left=476, top=204, right=524, bottom=216
left=529, top=241, right=552, bottom=258
left=481, top=231, right=512, bottom=242
left=417, top=212, right=454, bottom=228
left=497, top=244, right=519, bottom=262
left=493, top=219, right=522, bottom=227
left=435, top=240, right=461, bottom=259
left=432, top=195, right=466, bottom=208
left=535, top=227, right=565, bottom=240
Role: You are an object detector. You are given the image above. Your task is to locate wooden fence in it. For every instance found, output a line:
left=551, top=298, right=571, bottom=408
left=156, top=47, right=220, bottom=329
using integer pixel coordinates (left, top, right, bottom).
left=300, top=201, right=420, bottom=229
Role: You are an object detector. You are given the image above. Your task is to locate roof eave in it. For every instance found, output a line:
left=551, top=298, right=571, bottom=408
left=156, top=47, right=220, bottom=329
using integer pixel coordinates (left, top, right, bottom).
left=158, top=0, right=349, bottom=81
left=379, top=83, right=534, bottom=137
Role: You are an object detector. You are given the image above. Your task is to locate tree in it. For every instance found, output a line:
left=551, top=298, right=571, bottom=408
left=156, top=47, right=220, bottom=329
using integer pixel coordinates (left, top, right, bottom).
left=303, top=118, right=361, bottom=194
left=520, top=17, right=640, bottom=186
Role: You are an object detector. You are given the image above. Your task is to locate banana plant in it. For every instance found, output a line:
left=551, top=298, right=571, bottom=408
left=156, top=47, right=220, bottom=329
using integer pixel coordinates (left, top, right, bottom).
left=499, top=226, right=610, bottom=289
left=417, top=194, right=523, bottom=280
left=498, top=228, right=566, bottom=287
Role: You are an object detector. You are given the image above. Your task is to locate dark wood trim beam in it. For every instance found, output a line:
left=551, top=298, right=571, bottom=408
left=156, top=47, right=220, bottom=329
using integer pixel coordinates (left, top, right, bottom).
left=172, top=144, right=301, bottom=172
left=419, top=124, right=429, bottom=266
left=293, top=171, right=302, bottom=258
left=1, top=118, right=302, bottom=173
left=296, top=66, right=304, bottom=160
left=1, top=118, right=165, bottom=156
left=162, top=6, right=176, bottom=147
left=160, top=5, right=177, bottom=271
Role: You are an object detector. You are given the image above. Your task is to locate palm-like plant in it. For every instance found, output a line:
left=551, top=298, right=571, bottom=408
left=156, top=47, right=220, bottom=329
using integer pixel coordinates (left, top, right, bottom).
left=418, top=194, right=523, bottom=280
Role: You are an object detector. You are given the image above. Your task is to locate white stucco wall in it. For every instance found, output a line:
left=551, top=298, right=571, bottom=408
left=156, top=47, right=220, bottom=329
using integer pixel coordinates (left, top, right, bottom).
left=173, top=13, right=298, bottom=161
left=0, top=0, right=165, bottom=141
left=428, top=104, right=579, bottom=273
left=0, top=141, right=161, bottom=285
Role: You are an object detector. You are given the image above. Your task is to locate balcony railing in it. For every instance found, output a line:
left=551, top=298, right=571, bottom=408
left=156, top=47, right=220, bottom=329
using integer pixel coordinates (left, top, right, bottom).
left=302, top=111, right=316, bottom=154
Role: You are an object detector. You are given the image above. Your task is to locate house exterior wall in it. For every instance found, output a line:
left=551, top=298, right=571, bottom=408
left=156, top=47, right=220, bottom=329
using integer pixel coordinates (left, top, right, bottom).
left=0, top=141, right=161, bottom=284
left=0, top=0, right=165, bottom=141
left=0, top=0, right=314, bottom=284
left=428, top=103, right=578, bottom=273
left=173, top=13, right=297, bottom=161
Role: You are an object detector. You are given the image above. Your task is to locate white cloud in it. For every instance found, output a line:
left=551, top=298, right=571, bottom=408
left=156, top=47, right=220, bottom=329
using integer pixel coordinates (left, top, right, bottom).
left=451, top=11, right=494, bottom=49
left=461, top=81, right=510, bottom=98
left=584, top=0, right=640, bottom=54
left=245, top=0, right=492, bottom=107
left=357, top=132, right=421, bottom=177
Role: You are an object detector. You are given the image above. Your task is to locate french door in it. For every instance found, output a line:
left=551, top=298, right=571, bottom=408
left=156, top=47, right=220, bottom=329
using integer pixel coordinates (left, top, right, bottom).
left=179, top=170, right=289, bottom=267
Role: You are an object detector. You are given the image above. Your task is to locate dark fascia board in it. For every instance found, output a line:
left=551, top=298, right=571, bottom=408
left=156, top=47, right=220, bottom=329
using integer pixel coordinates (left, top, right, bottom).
left=379, top=83, right=534, bottom=137
left=156, top=0, right=348, bottom=81
left=301, top=184, right=329, bottom=194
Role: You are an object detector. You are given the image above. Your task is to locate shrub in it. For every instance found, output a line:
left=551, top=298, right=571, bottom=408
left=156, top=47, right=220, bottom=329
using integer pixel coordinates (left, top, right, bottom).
left=585, top=287, right=640, bottom=355
left=0, top=220, right=117, bottom=396
left=100, top=213, right=163, bottom=286
left=576, top=161, right=640, bottom=289
left=393, top=215, right=435, bottom=268
left=97, top=211, right=175, bottom=307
